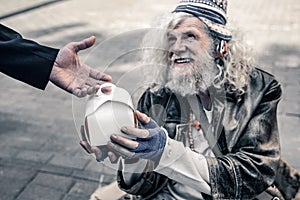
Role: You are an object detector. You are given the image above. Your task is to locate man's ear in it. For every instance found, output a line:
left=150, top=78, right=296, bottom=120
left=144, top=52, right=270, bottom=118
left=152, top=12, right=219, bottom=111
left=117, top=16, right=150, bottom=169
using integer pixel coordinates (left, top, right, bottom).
left=219, top=40, right=228, bottom=57
left=212, top=38, right=228, bottom=58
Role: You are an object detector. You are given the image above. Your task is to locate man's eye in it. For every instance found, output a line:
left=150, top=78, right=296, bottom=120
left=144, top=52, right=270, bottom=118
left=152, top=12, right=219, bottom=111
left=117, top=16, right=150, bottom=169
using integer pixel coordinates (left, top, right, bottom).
left=187, top=33, right=196, bottom=40
left=168, top=37, right=176, bottom=44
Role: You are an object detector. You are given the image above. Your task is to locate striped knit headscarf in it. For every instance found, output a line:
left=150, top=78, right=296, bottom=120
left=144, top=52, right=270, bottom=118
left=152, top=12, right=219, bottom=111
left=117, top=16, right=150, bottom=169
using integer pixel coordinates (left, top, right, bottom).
left=173, top=0, right=232, bottom=41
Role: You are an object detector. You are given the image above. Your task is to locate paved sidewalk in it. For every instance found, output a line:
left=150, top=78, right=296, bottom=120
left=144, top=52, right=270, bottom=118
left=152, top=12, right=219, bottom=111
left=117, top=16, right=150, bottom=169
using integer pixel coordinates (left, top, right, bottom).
left=0, top=0, right=299, bottom=199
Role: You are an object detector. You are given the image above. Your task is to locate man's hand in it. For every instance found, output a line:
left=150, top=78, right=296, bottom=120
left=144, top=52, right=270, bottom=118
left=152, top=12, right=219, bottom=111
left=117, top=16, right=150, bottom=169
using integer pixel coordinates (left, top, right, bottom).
left=50, top=36, right=112, bottom=97
left=79, top=111, right=167, bottom=163
left=108, top=111, right=167, bottom=162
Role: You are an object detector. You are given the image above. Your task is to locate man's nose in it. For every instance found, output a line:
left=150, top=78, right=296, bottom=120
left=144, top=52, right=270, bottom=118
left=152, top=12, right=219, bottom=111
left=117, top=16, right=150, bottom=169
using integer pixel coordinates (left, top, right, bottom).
left=171, top=39, right=186, bottom=54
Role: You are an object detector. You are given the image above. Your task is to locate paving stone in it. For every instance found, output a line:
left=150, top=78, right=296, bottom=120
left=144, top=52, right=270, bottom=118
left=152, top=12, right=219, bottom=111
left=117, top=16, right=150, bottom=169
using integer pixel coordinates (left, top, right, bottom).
left=49, top=154, right=90, bottom=170
left=62, top=194, right=90, bottom=200
left=0, top=157, right=43, bottom=171
left=84, top=159, right=104, bottom=172
left=42, top=135, right=80, bottom=156
left=41, top=141, right=74, bottom=155
left=93, top=162, right=118, bottom=176
left=16, top=184, right=64, bottom=200
left=72, top=169, right=101, bottom=183
left=68, top=179, right=99, bottom=197
left=0, top=146, right=19, bottom=158
left=73, top=147, right=93, bottom=159
left=0, top=177, right=28, bottom=197
left=15, top=150, right=53, bottom=163
left=278, top=100, right=300, bottom=116
left=0, top=193, right=16, bottom=200
left=278, top=116, right=300, bottom=167
left=39, top=164, right=74, bottom=177
left=30, top=172, right=74, bottom=192
left=98, top=173, right=117, bottom=186
left=0, top=165, right=36, bottom=181
left=0, top=132, right=48, bottom=151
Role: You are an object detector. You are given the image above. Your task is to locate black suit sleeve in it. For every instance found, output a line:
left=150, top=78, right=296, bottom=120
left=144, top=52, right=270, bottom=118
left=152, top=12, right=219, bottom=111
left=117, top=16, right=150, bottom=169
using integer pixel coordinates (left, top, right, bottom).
left=0, top=24, right=59, bottom=89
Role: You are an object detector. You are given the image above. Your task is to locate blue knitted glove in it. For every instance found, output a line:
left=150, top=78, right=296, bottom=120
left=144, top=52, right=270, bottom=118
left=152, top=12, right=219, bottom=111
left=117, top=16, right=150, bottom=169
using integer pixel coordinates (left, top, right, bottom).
left=108, top=117, right=167, bottom=163
left=129, top=118, right=167, bottom=162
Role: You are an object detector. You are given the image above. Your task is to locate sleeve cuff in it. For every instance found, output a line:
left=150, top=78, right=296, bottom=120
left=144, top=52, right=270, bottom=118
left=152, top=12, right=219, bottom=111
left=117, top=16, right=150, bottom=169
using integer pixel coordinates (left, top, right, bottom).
left=155, top=133, right=187, bottom=172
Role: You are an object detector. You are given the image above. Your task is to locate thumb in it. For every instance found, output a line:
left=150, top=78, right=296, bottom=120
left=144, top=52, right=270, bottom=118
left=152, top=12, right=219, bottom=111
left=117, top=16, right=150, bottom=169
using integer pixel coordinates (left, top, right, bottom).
left=135, top=110, right=150, bottom=124
left=143, top=118, right=159, bottom=129
left=73, top=36, right=96, bottom=52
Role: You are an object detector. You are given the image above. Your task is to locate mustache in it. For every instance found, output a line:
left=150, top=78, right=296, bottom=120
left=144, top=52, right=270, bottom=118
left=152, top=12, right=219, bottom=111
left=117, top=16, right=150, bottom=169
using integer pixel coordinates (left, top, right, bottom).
left=144, top=44, right=216, bottom=96
left=165, top=54, right=217, bottom=96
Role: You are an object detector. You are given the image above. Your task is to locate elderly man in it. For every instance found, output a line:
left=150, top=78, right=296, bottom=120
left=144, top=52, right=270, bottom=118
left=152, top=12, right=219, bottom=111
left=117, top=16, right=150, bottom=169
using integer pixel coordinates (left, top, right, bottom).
left=81, top=0, right=300, bottom=199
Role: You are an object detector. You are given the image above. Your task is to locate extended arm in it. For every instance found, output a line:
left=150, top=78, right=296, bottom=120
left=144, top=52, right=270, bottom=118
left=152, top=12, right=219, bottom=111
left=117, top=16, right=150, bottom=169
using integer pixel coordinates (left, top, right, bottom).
left=0, top=24, right=112, bottom=97
left=0, top=24, right=58, bottom=89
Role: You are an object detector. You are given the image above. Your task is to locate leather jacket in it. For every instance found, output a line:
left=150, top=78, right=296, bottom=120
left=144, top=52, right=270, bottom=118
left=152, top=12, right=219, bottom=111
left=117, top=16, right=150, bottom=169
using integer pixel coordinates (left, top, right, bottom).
left=118, top=68, right=282, bottom=199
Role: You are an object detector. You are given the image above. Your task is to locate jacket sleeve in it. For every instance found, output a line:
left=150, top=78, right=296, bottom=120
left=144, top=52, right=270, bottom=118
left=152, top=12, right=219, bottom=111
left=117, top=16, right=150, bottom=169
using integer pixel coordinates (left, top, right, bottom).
left=0, top=24, right=59, bottom=89
left=206, top=75, right=282, bottom=199
left=117, top=160, right=168, bottom=198
left=117, top=89, right=169, bottom=198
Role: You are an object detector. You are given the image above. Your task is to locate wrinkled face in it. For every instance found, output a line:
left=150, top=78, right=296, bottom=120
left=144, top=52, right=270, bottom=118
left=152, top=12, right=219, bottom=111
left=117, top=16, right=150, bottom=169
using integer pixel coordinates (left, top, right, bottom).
left=167, top=17, right=213, bottom=75
left=163, top=16, right=216, bottom=96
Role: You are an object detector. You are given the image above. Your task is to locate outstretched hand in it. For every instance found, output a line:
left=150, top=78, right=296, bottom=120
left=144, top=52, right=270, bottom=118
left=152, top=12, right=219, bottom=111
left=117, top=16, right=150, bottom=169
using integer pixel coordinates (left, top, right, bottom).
left=50, top=36, right=112, bottom=97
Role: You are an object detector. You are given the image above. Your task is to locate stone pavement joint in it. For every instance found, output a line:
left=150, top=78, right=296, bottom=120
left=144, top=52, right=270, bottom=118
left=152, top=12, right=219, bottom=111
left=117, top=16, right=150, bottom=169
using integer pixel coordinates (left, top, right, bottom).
left=0, top=157, right=114, bottom=200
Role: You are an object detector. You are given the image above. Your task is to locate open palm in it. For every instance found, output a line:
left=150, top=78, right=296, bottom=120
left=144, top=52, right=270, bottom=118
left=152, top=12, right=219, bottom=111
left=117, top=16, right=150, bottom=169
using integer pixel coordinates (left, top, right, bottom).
left=50, top=36, right=112, bottom=97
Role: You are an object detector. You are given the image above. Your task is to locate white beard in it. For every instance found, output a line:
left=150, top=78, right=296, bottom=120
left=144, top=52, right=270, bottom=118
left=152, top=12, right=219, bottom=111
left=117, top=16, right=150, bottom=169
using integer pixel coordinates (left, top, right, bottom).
left=165, top=51, right=217, bottom=96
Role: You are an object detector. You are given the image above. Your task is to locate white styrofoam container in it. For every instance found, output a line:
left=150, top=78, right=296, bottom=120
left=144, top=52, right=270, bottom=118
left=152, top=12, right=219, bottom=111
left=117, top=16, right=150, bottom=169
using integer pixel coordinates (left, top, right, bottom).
left=84, top=83, right=136, bottom=146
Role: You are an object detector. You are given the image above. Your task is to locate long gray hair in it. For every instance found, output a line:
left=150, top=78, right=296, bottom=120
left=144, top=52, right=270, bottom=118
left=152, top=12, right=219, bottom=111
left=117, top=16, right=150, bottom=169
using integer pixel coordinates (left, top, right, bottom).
left=140, top=12, right=254, bottom=96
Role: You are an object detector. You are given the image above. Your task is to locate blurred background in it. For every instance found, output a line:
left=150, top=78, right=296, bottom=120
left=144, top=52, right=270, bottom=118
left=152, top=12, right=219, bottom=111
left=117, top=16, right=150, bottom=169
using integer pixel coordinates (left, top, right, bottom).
left=0, top=0, right=299, bottom=199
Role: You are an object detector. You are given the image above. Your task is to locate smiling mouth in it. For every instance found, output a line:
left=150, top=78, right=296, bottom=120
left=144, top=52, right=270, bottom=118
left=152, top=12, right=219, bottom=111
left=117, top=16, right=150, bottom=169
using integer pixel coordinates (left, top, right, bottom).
left=174, top=58, right=193, bottom=65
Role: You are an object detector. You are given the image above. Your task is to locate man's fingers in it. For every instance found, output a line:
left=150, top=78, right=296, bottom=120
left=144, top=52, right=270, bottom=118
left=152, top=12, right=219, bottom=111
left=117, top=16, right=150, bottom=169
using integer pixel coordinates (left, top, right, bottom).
left=135, top=111, right=158, bottom=129
left=100, top=86, right=112, bottom=94
left=107, top=141, right=135, bottom=158
left=73, top=36, right=96, bottom=52
left=80, top=125, right=87, bottom=141
left=84, top=78, right=97, bottom=87
left=91, top=146, right=104, bottom=161
left=86, top=84, right=111, bottom=95
left=108, top=151, right=119, bottom=163
left=135, top=111, right=159, bottom=129
left=73, top=87, right=88, bottom=97
left=79, top=124, right=95, bottom=153
left=121, top=126, right=149, bottom=139
left=80, top=141, right=93, bottom=153
left=79, top=126, right=93, bottom=153
left=135, top=110, right=150, bottom=124
left=110, top=134, right=139, bottom=149
left=87, top=86, right=97, bottom=95
left=89, top=68, right=112, bottom=82
left=72, top=84, right=103, bottom=97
